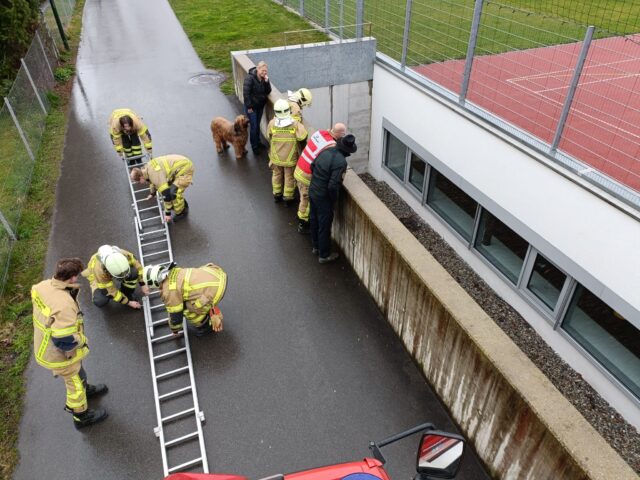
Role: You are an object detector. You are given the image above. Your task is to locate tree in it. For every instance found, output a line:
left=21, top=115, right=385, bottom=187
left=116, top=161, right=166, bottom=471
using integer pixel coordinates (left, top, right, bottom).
left=0, top=0, right=40, bottom=93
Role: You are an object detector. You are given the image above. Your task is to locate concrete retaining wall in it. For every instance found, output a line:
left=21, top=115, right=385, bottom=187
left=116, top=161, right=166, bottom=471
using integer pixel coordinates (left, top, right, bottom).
left=333, top=172, right=637, bottom=479
left=231, top=45, right=372, bottom=171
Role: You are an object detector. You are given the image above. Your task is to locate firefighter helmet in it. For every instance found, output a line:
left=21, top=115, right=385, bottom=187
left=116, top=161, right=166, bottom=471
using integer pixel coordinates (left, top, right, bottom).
left=144, top=264, right=170, bottom=288
left=292, top=88, right=312, bottom=107
left=97, top=245, right=130, bottom=279
left=273, top=99, right=291, bottom=119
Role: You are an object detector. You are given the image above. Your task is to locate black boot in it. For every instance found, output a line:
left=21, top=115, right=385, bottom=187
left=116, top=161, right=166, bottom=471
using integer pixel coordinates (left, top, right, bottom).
left=284, top=198, right=295, bottom=208
left=86, top=383, right=109, bottom=398
left=70, top=408, right=108, bottom=430
left=193, top=321, right=212, bottom=337
left=273, top=194, right=283, bottom=203
left=297, top=220, right=309, bottom=234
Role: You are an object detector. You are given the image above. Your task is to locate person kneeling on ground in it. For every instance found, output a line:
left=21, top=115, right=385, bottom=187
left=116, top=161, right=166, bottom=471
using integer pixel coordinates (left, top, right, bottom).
left=82, top=245, right=148, bottom=309
left=130, top=154, right=194, bottom=223
left=143, top=262, right=227, bottom=337
left=309, top=134, right=357, bottom=264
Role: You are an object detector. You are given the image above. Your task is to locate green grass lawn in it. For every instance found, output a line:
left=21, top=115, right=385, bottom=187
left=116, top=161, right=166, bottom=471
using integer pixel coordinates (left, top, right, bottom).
left=0, top=2, right=85, bottom=477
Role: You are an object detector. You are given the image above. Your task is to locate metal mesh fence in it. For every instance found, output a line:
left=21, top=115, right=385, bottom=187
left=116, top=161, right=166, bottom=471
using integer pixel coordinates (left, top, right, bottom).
left=0, top=0, right=77, bottom=293
left=275, top=0, right=640, bottom=206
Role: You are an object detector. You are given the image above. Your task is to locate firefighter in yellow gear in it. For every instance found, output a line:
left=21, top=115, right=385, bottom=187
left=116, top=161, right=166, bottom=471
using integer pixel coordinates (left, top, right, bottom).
left=287, top=87, right=313, bottom=123
left=130, top=154, right=194, bottom=222
left=82, top=245, right=148, bottom=309
left=267, top=99, right=308, bottom=204
left=143, top=262, right=227, bottom=337
left=31, top=258, right=108, bottom=430
left=109, top=108, right=152, bottom=164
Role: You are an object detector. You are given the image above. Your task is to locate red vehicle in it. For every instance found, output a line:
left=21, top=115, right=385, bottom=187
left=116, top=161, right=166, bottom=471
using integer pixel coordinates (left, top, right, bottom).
left=166, top=423, right=465, bottom=480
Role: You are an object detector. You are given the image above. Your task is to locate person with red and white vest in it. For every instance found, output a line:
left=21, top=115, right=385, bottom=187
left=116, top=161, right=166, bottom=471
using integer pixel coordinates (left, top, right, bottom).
left=294, top=123, right=347, bottom=233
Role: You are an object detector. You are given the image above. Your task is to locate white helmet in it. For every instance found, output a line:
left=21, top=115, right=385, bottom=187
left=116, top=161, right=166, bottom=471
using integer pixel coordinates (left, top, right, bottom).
left=97, top=245, right=130, bottom=279
left=273, top=99, right=291, bottom=119
left=290, top=88, right=312, bottom=107
left=144, top=264, right=170, bottom=287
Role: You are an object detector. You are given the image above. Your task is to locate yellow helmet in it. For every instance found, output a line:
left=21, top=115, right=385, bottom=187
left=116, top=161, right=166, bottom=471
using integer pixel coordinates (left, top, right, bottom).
left=274, top=99, right=291, bottom=119
left=293, top=88, right=312, bottom=107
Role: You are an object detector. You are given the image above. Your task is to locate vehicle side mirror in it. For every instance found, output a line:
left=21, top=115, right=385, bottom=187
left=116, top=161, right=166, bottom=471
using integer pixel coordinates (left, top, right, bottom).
left=415, top=431, right=465, bottom=479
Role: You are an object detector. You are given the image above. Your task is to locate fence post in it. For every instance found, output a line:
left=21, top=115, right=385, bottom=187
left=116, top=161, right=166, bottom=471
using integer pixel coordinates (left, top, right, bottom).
left=324, top=0, right=330, bottom=32
left=49, top=0, right=70, bottom=50
left=400, top=0, right=413, bottom=69
left=356, top=0, right=364, bottom=38
left=339, top=0, right=344, bottom=39
left=35, top=31, right=56, bottom=78
left=4, top=98, right=35, bottom=162
left=459, top=0, right=484, bottom=104
left=0, top=212, right=17, bottom=242
left=21, top=59, right=48, bottom=114
left=551, top=26, right=595, bottom=153
left=299, top=0, right=304, bottom=17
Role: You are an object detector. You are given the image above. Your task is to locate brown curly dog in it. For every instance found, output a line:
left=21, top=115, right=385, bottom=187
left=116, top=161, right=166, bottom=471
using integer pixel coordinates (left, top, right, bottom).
left=211, top=115, right=250, bottom=159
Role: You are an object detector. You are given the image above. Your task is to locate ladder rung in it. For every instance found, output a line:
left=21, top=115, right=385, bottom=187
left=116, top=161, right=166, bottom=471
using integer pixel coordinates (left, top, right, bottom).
left=153, top=347, right=186, bottom=361
left=144, top=249, right=169, bottom=257
left=152, top=317, right=169, bottom=326
left=138, top=206, right=158, bottom=213
left=157, top=261, right=173, bottom=266
left=149, top=290, right=161, bottom=296
left=150, top=304, right=164, bottom=310
left=165, top=431, right=199, bottom=448
left=140, top=229, right=165, bottom=237
left=141, top=239, right=167, bottom=247
left=156, top=366, right=189, bottom=380
left=135, top=187, right=151, bottom=193
left=141, top=215, right=161, bottom=223
left=151, top=332, right=181, bottom=344
left=167, top=456, right=202, bottom=473
left=162, top=407, right=195, bottom=424
left=159, top=385, right=192, bottom=401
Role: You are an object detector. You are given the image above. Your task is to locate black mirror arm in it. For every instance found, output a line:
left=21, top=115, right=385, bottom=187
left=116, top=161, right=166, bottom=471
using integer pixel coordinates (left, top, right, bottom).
left=369, top=423, right=436, bottom=465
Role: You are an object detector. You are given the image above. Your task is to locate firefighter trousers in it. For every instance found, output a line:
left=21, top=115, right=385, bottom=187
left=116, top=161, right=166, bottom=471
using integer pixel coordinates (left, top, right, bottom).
left=271, top=165, right=295, bottom=200
left=52, top=362, right=87, bottom=413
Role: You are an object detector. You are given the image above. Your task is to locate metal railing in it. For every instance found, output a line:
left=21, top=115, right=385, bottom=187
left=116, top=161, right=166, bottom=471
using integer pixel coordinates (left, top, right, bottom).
left=275, top=0, right=640, bottom=209
left=0, top=1, right=76, bottom=294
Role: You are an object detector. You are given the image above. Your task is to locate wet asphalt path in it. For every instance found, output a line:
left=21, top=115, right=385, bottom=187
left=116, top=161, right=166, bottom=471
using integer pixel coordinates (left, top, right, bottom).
left=14, top=1, right=490, bottom=479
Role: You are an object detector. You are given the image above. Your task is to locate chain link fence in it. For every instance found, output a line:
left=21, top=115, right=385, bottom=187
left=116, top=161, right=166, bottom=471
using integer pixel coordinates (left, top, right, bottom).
left=274, top=0, right=640, bottom=208
left=0, top=0, right=76, bottom=293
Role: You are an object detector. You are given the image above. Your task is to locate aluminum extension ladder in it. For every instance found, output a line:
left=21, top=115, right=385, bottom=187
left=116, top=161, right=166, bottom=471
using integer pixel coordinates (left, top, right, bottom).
left=124, top=154, right=209, bottom=476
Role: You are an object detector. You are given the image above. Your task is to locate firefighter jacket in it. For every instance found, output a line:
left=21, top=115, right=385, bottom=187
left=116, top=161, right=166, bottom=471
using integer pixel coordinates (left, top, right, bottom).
left=295, top=129, right=336, bottom=185
left=288, top=100, right=303, bottom=123
left=81, top=248, right=143, bottom=305
left=31, top=279, right=89, bottom=370
left=143, top=155, right=194, bottom=197
left=161, top=264, right=227, bottom=332
left=109, top=108, right=152, bottom=153
left=267, top=119, right=308, bottom=167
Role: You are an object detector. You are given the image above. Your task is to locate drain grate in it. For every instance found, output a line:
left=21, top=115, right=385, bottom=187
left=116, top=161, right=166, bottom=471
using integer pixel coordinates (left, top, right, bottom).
left=188, top=72, right=224, bottom=85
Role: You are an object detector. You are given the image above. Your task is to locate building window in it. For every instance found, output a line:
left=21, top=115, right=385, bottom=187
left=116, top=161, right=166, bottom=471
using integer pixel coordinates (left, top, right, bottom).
left=384, top=132, right=407, bottom=180
left=409, top=153, right=426, bottom=193
left=526, top=253, right=567, bottom=311
left=474, top=209, right=529, bottom=284
left=562, top=285, right=640, bottom=398
left=426, top=168, right=478, bottom=241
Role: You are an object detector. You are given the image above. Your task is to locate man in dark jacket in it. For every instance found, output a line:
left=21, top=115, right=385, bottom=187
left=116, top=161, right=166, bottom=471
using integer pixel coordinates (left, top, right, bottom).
left=309, top=134, right=357, bottom=264
left=243, top=61, right=272, bottom=154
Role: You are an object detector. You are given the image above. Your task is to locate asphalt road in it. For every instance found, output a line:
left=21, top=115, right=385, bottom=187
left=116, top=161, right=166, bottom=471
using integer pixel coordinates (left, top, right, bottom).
left=14, top=1, right=491, bottom=479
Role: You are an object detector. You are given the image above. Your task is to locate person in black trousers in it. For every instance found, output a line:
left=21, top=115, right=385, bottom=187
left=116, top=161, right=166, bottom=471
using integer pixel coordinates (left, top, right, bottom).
left=243, top=61, right=272, bottom=154
left=309, top=134, right=357, bottom=264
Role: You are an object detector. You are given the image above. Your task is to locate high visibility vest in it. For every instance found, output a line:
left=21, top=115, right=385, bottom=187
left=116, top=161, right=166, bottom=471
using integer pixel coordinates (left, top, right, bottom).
left=297, top=130, right=336, bottom=175
left=31, top=280, right=89, bottom=370
left=82, top=249, right=142, bottom=303
left=147, top=155, right=193, bottom=193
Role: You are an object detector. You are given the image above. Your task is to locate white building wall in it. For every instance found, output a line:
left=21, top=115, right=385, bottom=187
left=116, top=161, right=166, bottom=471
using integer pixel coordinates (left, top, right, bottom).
left=368, top=63, right=640, bottom=428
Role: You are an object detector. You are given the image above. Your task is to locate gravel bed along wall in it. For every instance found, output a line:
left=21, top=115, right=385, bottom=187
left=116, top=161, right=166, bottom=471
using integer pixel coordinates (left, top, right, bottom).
left=359, top=173, right=640, bottom=474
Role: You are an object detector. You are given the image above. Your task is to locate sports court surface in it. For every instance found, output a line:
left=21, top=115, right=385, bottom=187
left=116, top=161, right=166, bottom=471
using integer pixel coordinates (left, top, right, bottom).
left=414, top=34, right=640, bottom=193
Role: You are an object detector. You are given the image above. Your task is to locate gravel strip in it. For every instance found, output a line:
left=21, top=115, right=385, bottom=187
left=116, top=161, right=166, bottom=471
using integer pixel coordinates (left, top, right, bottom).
left=359, top=173, right=640, bottom=473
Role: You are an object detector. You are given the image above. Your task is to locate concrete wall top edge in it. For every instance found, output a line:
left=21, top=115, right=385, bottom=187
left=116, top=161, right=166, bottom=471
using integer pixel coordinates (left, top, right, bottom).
left=342, top=171, right=638, bottom=479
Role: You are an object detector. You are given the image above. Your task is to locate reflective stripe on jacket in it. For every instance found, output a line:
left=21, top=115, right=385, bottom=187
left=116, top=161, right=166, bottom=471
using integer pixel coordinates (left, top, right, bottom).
left=31, top=279, right=89, bottom=369
left=296, top=129, right=336, bottom=175
left=109, top=108, right=152, bottom=152
left=81, top=248, right=143, bottom=304
left=144, top=155, right=194, bottom=195
left=267, top=119, right=308, bottom=167
left=161, top=264, right=227, bottom=315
